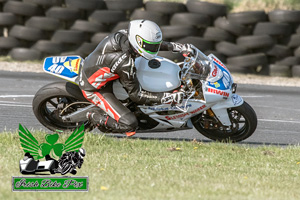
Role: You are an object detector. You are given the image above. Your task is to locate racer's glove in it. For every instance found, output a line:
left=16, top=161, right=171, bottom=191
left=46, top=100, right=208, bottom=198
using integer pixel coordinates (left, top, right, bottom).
left=161, top=91, right=184, bottom=105
left=170, top=42, right=195, bottom=57
left=170, top=42, right=183, bottom=53
left=180, top=44, right=195, bottom=57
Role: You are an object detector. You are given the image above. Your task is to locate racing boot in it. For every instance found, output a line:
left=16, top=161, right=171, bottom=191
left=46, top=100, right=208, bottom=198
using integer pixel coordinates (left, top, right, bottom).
left=105, top=116, right=136, bottom=137
left=86, top=112, right=110, bottom=131
left=86, top=112, right=136, bottom=137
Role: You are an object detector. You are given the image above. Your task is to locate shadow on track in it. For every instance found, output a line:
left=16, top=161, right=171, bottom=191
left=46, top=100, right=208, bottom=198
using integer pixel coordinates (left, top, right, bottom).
left=106, top=134, right=295, bottom=147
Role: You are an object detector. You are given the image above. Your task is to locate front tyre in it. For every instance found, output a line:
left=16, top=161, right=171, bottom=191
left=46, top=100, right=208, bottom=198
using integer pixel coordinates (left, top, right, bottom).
left=192, top=101, right=257, bottom=142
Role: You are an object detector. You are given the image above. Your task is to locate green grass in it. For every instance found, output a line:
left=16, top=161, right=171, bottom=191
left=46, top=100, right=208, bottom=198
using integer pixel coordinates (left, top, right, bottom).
left=1, top=131, right=300, bottom=199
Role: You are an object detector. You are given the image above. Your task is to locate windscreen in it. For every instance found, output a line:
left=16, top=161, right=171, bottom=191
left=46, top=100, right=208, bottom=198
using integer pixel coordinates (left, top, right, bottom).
left=184, top=49, right=211, bottom=81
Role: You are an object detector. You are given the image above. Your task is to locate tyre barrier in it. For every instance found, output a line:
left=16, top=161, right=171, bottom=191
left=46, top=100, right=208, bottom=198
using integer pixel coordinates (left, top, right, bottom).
left=0, top=0, right=299, bottom=77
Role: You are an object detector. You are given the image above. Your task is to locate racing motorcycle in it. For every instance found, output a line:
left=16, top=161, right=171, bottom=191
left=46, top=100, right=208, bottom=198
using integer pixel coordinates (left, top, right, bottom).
left=33, top=45, right=257, bottom=142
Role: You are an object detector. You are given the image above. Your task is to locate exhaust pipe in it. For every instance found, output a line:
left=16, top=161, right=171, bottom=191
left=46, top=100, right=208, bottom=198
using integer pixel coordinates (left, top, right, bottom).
left=61, top=105, right=99, bottom=122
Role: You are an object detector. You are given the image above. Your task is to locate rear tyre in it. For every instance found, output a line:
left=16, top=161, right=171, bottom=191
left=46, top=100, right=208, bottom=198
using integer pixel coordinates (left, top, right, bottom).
left=32, top=82, right=94, bottom=132
left=192, top=101, right=257, bottom=142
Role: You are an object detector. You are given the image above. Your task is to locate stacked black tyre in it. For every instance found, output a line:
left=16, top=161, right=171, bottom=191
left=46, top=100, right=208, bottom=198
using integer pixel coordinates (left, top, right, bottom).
left=0, top=0, right=299, bottom=77
left=224, top=10, right=300, bottom=77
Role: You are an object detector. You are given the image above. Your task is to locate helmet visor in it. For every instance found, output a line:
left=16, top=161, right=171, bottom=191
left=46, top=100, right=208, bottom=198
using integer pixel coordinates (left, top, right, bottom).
left=136, top=35, right=162, bottom=54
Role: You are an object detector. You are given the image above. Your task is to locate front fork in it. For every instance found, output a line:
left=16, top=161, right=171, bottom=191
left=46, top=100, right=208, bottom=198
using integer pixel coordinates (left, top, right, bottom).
left=203, top=108, right=219, bottom=129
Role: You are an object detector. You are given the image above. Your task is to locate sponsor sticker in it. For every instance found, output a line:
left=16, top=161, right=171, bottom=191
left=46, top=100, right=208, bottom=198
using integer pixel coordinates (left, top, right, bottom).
left=232, top=94, right=243, bottom=106
left=44, top=56, right=81, bottom=78
left=207, top=88, right=229, bottom=98
left=63, top=58, right=81, bottom=74
left=165, top=105, right=206, bottom=120
left=213, top=57, right=228, bottom=71
left=214, top=82, right=220, bottom=88
left=222, top=71, right=231, bottom=89
left=148, top=104, right=192, bottom=111
left=212, top=65, right=218, bottom=77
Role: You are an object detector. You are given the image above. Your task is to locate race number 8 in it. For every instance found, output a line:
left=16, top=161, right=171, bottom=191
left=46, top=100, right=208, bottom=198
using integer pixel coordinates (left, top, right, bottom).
left=48, top=64, right=64, bottom=74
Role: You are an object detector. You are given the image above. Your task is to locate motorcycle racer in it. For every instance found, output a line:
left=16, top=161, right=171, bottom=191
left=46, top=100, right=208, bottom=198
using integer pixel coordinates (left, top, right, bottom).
left=79, top=19, right=194, bottom=136
left=57, top=148, right=86, bottom=175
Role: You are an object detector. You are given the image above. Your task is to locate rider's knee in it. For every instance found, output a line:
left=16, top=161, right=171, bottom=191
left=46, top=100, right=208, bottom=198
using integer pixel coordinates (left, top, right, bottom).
left=119, top=112, right=138, bottom=129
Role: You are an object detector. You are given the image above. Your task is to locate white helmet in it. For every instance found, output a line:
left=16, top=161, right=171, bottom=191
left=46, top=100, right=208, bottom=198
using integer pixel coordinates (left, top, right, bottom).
left=128, top=20, right=162, bottom=60
left=78, top=148, right=86, bottom=158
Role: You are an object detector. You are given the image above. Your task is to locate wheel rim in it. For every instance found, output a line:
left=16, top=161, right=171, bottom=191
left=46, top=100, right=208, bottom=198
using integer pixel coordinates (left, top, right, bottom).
left=196, top=108, right=249, bottom=141
left=39, top=95, right=90, bottom=130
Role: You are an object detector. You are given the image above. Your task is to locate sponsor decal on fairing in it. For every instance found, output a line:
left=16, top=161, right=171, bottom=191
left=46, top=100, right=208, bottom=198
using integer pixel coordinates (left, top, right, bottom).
left=165, top=105, right=206, bottom=120
left=147, top=104, right=192, bottom=111
left=232, top=94, right=243, bottom=106
left=207, top=88, right=229, bottom=98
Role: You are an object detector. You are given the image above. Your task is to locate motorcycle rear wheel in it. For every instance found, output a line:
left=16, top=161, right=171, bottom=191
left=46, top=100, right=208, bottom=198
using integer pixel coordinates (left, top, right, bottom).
left=192, top=101, right=257, bottom=142
left=32, top=81, right=94, bottom=132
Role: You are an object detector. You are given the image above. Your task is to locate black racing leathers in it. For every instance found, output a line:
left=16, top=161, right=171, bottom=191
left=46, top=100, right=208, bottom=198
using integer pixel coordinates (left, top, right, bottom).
left=78, top=29, right=181, bottom=133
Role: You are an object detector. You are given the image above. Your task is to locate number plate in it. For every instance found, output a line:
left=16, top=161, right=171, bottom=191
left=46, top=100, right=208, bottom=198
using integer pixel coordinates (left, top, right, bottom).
left=43, top=56, right=83, bottom=83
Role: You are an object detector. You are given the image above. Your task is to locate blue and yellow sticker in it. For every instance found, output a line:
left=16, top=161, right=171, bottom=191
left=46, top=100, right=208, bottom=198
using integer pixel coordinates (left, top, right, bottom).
left=43, top=56, right=82, bottom=78
left=208, top=60, right=232, bottom=90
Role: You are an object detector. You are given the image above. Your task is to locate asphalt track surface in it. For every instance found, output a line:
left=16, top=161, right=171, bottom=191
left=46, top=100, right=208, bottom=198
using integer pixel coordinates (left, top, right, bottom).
left=0, top=71, right=299, bottom=146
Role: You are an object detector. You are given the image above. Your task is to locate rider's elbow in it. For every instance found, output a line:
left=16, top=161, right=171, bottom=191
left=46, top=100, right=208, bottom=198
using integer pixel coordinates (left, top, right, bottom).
left=129, top=94, right=143, bottom=104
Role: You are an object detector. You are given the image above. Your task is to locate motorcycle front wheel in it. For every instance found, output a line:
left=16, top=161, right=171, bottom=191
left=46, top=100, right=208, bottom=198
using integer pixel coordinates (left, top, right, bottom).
left=192, top=101, right=257, bottom=142
left=32, top=81, right=94, bottom=132
left=61, top=163, right=73, bottom=175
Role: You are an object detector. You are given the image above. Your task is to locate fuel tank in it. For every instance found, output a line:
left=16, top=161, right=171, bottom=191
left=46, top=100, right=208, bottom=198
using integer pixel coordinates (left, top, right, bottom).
left=135, top=56, right=181, bottom=92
